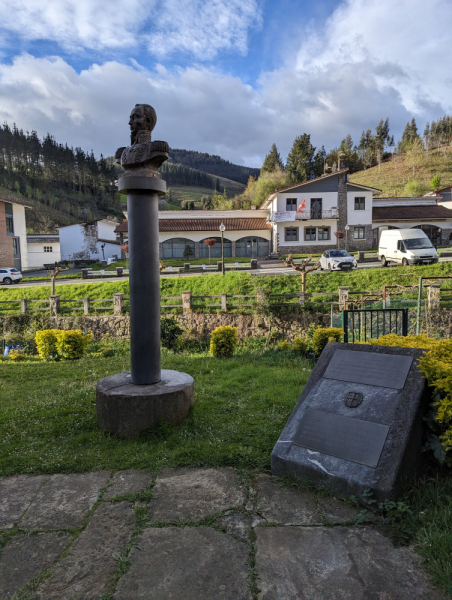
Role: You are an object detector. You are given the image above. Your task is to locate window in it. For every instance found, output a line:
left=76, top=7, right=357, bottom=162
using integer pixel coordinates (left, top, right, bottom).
left=355, top=197, right=365, bottom=210
left=304, top=227, right=316, bottom=241
left=5, top=216, right=13, bottom=234
left=12, top=237, right=20, bottom=256
left=286, top=198, right=297, bottom=211
left=353, top=226, right=366, bottom=240
left=318, top=227, right=330, bottom=241
left=285, top=228, right=298, bottom=242
left=44, top=246, right=53, bottom=252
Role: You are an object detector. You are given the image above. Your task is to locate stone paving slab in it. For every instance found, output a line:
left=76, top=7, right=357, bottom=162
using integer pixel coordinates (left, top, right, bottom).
left=104, top=469, right=153, bottom=500
left=0, top=532, right=71, bottom=599
left=36, top=501, right=135, bottom=600
left=0, top=475, right=49, bottom=530
left=317, top=495, right=360, bottom=524
left=113, top=526, right=251, bottom=600
left=255, top=526, right=445, bottom=599
left=20, top=471, right=110, bottom=530
left=256, top=474, right=322, bottom=525
left=149, top=468, right=246, bottom=522
left=215, top=514, right=252, bottom=541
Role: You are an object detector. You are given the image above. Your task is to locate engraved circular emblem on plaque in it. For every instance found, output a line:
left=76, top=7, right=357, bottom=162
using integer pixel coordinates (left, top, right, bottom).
left=345, top=391, right=363, bottom=408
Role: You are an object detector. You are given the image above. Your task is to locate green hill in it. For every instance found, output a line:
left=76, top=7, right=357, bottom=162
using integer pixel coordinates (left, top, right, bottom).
left=350, top=147, right=452, bottom=197
left=169, top=149, right=260, bottom=184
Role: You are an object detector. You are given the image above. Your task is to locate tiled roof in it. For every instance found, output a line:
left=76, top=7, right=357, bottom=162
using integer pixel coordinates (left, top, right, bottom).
left=373, top=205, right=452, bottom=221
left=116, top=218, right=271, bottom=233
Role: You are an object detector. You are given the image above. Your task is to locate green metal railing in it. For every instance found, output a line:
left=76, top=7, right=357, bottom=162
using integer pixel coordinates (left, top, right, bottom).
left=342, top=308, right=409, bottom=343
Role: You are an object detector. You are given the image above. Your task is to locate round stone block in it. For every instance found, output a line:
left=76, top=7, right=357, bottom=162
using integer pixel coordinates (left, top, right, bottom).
left=96, top=370, right=194, bottom=439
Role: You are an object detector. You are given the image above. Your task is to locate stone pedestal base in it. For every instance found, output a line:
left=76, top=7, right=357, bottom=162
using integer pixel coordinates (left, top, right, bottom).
left=96, top=370, right=194, bottom=439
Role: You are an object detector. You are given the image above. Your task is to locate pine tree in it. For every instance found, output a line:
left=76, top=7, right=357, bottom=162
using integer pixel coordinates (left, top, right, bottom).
left=313, top=146, right=327, bottom=177
left=261, top=143, right=285, bottom=173
left=286, top=134, right=316, bottom=183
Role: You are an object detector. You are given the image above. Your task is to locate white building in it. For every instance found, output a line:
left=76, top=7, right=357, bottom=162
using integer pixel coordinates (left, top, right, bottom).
left=59, top=219, right=121, bottom=262
left=0, top=197, right=29, bottom=270
left=260, top=163, right=380, bottom=253
left=26, top=234, right=61, bottom=269
left=116, top=209, right=272, bottom=259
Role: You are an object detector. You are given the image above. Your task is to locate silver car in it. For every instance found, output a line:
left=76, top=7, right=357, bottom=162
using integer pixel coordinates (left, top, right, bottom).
left=0, top=267, right=23, bottom=285
left=320, top=250, right=357, bottom=272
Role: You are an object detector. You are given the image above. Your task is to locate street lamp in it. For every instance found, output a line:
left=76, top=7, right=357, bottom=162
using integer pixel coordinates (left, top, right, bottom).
left=345, top=225, right=350, bottom=252
left=219, top=222, right=225, bottom=276
left=252, top=238, right=256, bottom=259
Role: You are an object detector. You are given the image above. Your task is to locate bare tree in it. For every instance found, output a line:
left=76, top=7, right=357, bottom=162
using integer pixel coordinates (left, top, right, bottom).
left=282, top=254, right=320, bottom=293
left=47, top=265, right=70, bottom=295
left=203, top=238, right=216, bottom=264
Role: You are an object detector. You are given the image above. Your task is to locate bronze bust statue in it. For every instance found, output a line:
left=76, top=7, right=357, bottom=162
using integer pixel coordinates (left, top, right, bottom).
left=115, top=103, right=169, bottom=173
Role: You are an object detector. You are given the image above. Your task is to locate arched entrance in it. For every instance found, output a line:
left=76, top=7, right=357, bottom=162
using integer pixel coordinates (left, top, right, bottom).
left=199, top=237, right=232, bottom=259
left=162, top=238, right=195, bottom=259
left=411, top=225, right=442, bottom=245
left=236, top=236, right=270, bottom=258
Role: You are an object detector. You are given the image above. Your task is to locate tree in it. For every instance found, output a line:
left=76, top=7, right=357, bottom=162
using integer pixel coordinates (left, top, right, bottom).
left=282, top=254, right=320, bottom=293
left=404, top=179, right=428, bottom=197
left=47, top=265, right=69, bottom=296
left=181, top=199, right=195, bottom=210
left=201, top=194, right=213, bottom=210
left=261, top=143, right=285, bottom=173
left=203, top=238, right=216, bottom=264
left=430, top=175, right=442, bottom=190
left=183, top=244, right=194, bottom=260
left=286, top=134, right=316, bottom=183
left=400, top=117, right=421, bottom=152
left=313, top=146, right=327, bottom=178
left=334, top=231, right=345, bottom=250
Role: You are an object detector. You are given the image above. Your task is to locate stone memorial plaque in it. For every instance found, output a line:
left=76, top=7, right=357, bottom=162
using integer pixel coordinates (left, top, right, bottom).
left=323, top=349, right=413, bottom=389
left=271, top=343, right=428, bottom=499
left=292, top=409, right=390, bottom=468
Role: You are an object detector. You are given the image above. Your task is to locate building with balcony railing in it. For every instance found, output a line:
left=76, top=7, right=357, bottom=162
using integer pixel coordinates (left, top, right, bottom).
left=260, top=159, right=381, bottom=254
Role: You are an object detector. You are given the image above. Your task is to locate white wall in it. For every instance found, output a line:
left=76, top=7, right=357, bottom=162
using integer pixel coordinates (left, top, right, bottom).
left=159, top=229, right=271, bottom=243
left=27, top=242, right=61, bottom=269
left=12, top=203, right=28, bottom=269
left=271, top=192, right=338, bottom=213
left=97, top=219, right=119, bottom=241
left=95, top=240, right=120, bottom=260
left=346, top=191, right=373, bottom=226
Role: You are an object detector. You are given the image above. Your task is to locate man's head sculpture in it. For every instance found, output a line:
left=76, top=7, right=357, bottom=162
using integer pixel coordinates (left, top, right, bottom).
left=129, top=104, right=157, bottom=144
left=116, top=103, right=169, bottom=171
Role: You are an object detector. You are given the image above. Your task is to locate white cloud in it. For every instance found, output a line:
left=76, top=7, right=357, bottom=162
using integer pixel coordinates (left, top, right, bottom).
left=0, top=0, right=262, bottom=60
left=0, top=0, right=451, bottom=167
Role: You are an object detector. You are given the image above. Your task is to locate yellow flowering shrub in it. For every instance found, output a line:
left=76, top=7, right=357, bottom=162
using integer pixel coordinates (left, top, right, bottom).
left=210, top=326, right=238, bottom=358
left=35, top=329, right=92, bottom=360
left=366, top=334, right=452, bottom=465
left=311, top=327, right=344, bottom=356
left=8, top=349, right=26, bottom=361
left=291, top=336, right=308, bottom=354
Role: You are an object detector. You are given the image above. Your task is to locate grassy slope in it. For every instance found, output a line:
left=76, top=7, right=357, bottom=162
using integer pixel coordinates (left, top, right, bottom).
left=2, top=262, right=452, bottom=304
left=351, top=147, right=452, bottom=196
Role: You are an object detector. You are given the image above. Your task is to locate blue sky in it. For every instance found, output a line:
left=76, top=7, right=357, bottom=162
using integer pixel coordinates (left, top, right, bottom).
left=0, top=0, right=451, bottom=167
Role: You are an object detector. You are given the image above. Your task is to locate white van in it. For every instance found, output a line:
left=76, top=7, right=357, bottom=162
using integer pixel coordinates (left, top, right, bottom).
left=378, top=229, right=439, bottom=267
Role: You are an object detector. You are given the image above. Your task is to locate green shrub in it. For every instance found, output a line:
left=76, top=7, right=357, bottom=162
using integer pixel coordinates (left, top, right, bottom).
left=291, top=336, right=308, bottom=354
left=311, top=327, right=344, bottom=356
left=210, top=325, right=238, bottom=358
left=35, top=329, right=92, bottom=360
left=161, top=317, right=183, bottom=351
left=278, top=341, right=290, bottom=351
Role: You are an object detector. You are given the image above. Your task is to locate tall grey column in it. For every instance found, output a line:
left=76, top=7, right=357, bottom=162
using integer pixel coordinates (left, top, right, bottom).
left=128, top=190, right=161, bottom=384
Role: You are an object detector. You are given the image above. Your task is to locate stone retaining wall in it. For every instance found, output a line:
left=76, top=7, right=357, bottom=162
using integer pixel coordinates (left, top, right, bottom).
left=2, top=309, right=451, bottom=343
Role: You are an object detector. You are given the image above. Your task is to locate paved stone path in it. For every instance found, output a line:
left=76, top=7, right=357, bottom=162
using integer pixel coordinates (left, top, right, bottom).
left=0, top=468, right=444, bottom=599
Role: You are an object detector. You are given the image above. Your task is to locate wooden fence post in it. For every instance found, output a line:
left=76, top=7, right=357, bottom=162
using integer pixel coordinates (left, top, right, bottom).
left=20, top=298, right=28, bottom=314
left=49, top=295, right=60, bottom=316
left=338, top=286, right=349, bottom=310
left=221, top=293, right=227, bottom=312
left=113, top=293, right=125, bottom=316
left=116, top=267, right=123, bottom=277
left=428, top=284, right=440, bottom=309
left=83, top=298, right=90, bottom=316
left=182, top=291, right=192, bottom=313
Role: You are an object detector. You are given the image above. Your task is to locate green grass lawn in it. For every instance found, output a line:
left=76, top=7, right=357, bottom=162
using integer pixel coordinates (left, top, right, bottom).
left=0, top=344, right=313, bottom=476
left=0, top=342, right=451, bottom=596
left=2, top=263, right=452, bottom=309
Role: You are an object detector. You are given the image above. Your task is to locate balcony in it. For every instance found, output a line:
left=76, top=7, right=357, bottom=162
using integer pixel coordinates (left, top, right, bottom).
left=268, top=209, right=338, bottom=223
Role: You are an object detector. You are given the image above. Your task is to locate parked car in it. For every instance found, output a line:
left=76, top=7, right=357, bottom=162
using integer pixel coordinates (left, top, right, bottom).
left=0, top=267, right=23, bottom=285
left=378, top=229, right=439, bottom=267
left=319, top=250, right=357, bottom=271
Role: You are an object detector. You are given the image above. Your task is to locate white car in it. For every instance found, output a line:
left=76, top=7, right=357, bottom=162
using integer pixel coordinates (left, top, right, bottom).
left=320, top=250, right=357, bottom=272
left=0, top=267, right=23, bottom=285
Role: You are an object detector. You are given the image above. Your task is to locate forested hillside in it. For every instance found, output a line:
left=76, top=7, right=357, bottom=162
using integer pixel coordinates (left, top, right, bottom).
left=0, top=123, right=123, bottom=232
left=168, top=149, right=260, bottom=184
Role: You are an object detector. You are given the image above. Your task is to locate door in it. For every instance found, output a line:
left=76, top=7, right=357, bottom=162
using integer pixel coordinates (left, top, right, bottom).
left=12, top=237, right=21, bottom=271
left=311, top=198, right=322, bottom=219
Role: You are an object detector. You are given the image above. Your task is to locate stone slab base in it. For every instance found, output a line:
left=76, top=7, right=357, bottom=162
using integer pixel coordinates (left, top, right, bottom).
left=96, top=370, right=194, bottom=438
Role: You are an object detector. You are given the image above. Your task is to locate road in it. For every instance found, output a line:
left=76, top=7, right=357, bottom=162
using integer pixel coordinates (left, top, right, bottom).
left=4, top=257, right=452, bottom=289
